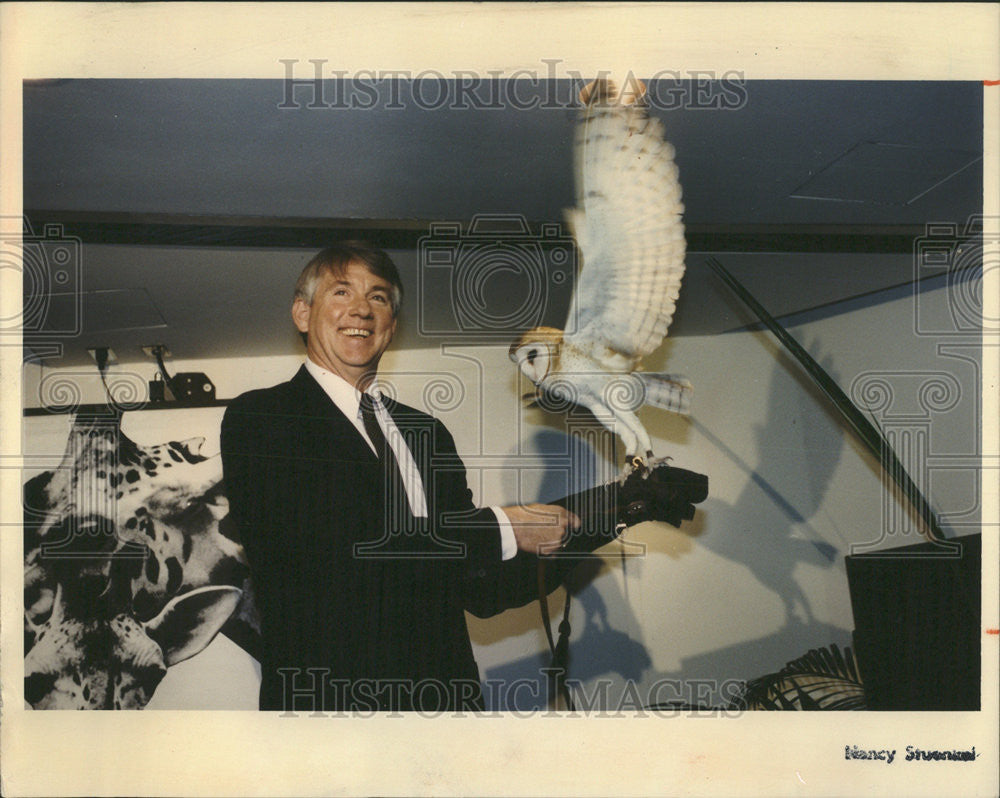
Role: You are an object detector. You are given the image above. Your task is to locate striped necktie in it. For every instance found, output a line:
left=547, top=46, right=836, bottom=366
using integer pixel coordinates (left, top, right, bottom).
left=358, top=392, right=411, bottom=523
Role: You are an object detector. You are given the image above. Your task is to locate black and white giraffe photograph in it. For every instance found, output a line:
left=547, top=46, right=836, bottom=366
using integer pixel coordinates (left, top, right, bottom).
left=2, top=4, right=997, bottom=797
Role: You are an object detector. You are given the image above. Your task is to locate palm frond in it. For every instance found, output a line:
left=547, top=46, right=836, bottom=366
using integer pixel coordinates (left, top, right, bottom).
left=780, top=642, right=861, bottom=682
left=730, top=644, right=867, bottom=711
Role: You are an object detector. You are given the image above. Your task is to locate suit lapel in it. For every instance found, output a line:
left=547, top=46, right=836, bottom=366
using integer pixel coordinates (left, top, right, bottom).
left=291, top=367, right=437, bottom=507
left=289, top=365, right=378, bottom=463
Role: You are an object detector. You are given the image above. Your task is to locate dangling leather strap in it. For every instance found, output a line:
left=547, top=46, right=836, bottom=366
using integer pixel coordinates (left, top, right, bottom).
left=538, top=559, right=575, bottom=711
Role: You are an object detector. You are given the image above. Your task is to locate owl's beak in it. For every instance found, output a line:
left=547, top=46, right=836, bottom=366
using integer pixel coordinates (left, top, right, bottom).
left=521, top=390, right=542, bottom=408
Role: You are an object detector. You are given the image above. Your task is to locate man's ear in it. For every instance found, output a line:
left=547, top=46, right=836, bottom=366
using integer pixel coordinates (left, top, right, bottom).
left=291, top=297, right=310, bottom=334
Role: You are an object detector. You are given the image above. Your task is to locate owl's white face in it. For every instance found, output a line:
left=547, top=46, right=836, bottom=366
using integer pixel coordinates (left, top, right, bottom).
left=512, top=341, right=554, bottom=385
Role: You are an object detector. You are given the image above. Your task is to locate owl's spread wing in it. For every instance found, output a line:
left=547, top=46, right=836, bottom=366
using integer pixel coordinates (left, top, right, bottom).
left=562, top=94, right=686, bottom=364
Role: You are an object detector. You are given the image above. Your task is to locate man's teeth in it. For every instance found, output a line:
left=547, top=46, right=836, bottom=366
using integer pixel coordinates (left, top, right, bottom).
left=342, top=328, right=372, bottom=337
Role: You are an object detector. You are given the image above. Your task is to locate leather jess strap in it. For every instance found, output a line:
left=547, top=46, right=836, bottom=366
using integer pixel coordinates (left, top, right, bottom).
left=535, top=463, right=709, bottom=711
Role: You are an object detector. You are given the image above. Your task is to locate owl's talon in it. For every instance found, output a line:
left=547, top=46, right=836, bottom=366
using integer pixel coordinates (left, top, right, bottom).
left=620, top=452, right=676, bottom=482
left=646, top=454, right=672, bottom=469
left=621, top=454, right=647, bottom=481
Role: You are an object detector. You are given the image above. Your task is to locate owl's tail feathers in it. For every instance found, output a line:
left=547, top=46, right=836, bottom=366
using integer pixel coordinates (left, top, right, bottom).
left=639, top=372, right=693, bottom=414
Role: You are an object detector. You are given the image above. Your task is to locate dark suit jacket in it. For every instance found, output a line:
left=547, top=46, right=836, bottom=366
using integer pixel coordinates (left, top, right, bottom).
left=220, top=365, right=619, bottom=712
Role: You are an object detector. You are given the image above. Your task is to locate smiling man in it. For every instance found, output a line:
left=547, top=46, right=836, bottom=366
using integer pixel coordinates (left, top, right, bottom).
left=290, top=256, right=400, bottom=389
left=221, top=241, right=709, bottom=713
left=220, top=241, right=584, bottom=713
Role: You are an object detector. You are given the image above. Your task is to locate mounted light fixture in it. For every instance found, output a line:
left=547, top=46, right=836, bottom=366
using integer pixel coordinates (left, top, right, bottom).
left=143, top=344, right=217, bottom=405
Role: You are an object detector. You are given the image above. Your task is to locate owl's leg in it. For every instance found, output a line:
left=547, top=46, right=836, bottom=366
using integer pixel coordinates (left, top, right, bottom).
left=618, top=411, right=653, bottom=458
left=577, top=398, right=655, bottom=476
left=595, top=410, right=639, bottom=456
left=577, top=399, right=638, bottom=459
left=607, top=408, right=656, bottom=477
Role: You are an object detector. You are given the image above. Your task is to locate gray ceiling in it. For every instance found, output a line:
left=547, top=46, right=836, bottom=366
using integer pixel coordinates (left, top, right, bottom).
left=21, top=79, right=983, bottom=368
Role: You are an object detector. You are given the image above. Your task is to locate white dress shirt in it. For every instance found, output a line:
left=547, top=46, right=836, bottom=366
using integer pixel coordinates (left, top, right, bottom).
left=305, top=359, right=517, bottom=560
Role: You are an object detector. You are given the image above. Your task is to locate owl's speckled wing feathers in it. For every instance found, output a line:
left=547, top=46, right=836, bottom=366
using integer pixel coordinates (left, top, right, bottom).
left=562, top=94, right=686, bottom=365
left=508, top=83, right=692, bottom=460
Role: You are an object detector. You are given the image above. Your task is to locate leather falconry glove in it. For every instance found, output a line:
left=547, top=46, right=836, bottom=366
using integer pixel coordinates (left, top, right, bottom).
left=546, top=463, right=709, bottom=556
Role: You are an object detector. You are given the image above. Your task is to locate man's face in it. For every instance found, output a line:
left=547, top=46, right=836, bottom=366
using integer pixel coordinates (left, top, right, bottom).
left=292, top=260, right=398, bottom=387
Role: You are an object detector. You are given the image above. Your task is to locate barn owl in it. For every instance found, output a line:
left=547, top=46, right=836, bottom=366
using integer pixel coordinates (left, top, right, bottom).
left=509, top=79, right=691, bottom=470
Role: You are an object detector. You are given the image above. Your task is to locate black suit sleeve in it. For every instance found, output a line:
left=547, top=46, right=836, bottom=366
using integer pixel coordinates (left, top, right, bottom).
left=424, top=419, right=504, bottom=576
left=219, top=395, right=288, bottom=584
left=460, top=482, right=622, bottom=618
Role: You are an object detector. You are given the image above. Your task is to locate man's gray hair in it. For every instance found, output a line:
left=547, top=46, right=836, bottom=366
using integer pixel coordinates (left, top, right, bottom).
left=294, top=241, right=403, bottom=315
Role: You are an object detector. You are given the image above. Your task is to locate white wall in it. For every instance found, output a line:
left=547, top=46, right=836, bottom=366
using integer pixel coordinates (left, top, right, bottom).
left=21, top=275, right=980, bottom=710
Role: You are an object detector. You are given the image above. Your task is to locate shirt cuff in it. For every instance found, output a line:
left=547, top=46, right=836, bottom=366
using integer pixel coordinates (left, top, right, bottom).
left=491, top=506, right=518, bottom=561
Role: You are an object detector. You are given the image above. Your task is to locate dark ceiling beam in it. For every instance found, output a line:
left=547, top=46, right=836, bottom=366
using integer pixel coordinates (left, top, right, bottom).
left=24, top=210, right=949, bottom=253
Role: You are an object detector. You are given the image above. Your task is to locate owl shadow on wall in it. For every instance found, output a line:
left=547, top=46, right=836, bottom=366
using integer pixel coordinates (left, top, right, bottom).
left=481, top=341, right=848, bottom=710
left=694, top=344, right=844, bottom=627
left=623, top=346, right=854, bottom=709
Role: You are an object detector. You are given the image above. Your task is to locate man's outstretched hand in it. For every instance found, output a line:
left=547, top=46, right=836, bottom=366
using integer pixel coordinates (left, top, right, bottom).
left=502, top=503, right=581, bottom=556
left=501, top=464, right=707, bottom=561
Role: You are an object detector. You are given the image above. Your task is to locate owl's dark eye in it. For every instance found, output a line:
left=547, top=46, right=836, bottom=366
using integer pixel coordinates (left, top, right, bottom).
left=527, top=349, right=538, bottom=364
